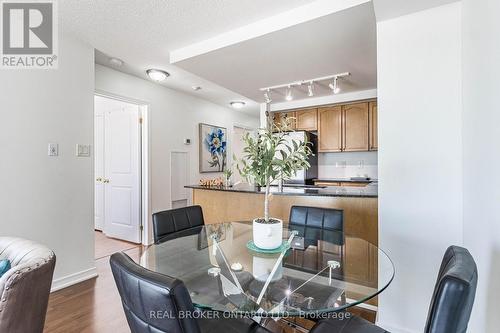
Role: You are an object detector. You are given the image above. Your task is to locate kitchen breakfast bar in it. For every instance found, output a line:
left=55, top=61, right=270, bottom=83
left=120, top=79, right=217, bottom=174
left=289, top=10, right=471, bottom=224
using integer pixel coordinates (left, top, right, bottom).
left=185, top=183, right=380, bottom=307
left=185, top=183, right=378, bottom=245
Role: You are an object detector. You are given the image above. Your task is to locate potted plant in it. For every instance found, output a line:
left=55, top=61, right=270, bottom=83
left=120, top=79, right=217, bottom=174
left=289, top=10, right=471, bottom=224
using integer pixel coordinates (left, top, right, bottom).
left=236, top=116, right=312, bottom=249
left=222, top=166, right=233, bottom=187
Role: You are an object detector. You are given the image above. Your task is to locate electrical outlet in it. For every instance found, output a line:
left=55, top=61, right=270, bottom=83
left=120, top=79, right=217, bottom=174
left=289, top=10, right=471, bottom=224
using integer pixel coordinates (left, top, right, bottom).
left=48, top=143, right=58, bottom=156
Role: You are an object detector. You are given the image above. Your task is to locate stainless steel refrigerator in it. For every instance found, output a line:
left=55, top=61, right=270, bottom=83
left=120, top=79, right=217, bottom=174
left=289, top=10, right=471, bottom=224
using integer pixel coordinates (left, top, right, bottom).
left=276, top=131, right=318, bottom=185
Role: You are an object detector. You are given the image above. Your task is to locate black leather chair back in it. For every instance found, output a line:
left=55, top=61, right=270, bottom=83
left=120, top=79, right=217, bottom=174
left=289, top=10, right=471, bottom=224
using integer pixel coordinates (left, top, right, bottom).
left=153, top=205, right=205, bottom=244
left=110, top=252, right=201, bottom=333
left=425, top=246, right=478, bottom=333
left=289, top=206, right=343, bottom=232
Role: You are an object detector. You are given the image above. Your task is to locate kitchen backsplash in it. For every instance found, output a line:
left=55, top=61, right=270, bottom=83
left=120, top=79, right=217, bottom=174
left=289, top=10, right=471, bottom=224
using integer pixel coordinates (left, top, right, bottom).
left=318, top=151, right=378, bottom=179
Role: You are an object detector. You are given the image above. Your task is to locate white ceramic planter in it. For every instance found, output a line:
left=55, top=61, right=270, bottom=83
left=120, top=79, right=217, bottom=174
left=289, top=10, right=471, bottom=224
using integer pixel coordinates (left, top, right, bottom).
left=253, top=218, right=283, bottom=250
left=252, top=256, right=283, bottom=282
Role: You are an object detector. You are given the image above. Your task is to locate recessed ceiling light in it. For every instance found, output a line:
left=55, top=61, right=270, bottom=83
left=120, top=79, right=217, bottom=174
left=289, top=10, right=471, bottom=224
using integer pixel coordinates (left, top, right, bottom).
left=192, top=86, right=202, bottom=91
left=230, top=101, right=246, bottom=109
left=109, top=57, right=123, bottom=67
left=146, top=69, right=170, bottom=82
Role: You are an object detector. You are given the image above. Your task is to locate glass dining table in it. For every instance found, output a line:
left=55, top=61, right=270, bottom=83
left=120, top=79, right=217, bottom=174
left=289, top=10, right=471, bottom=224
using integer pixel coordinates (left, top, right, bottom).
left=139, top=221, right=394, bottom=318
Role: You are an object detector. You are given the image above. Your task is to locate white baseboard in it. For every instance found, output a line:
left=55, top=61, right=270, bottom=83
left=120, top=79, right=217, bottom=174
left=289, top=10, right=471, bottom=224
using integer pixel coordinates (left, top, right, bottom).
left=51, top=267, right=98, bottom=292
left=376, top=321, right=419, bottom=333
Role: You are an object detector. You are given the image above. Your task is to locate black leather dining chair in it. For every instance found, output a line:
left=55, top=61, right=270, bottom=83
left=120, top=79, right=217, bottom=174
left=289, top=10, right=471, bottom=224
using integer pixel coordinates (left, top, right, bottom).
left=153, top=205, right=205, bottom=244
left=110, top=252, right=272, bottom=333
left=289, top=206, right=344, bottom=232
left=309, top=245, right=478, bottom=333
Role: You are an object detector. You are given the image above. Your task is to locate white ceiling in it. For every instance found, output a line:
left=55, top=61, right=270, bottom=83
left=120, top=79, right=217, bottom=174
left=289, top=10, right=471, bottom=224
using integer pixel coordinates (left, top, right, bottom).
left=61, top=0, right=319, bottom=114
left=173, top=2, right=377, bottom=103
left=60, top=0, right=458, bottom=114
left=372, top=0, right=459, bottom=21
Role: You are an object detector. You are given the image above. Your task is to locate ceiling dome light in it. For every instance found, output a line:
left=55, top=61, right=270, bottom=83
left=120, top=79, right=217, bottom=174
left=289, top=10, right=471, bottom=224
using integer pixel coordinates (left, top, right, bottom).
left=109, top=57, right=123, bottom=67
left=329, top=77, right=341, bottom=94
left=230, top=101, right=246, bottom=109
left=146, top=69, right=170, bottom=82
left=307, top=81, right=314, bottom=97
left=285, top=85, right=293, bottom=101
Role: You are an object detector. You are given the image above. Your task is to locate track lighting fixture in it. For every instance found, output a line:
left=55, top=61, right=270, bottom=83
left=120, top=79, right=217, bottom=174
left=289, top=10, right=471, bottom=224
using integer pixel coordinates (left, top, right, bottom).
left=329, top=77, right=341, bottom=94
left=307, top=81, right=314, bottom=97
left=264, top=89, right=272, bottom=103
left=259, top=72, right=349, bottom=101
left=285, top=85, right=293, bottom=101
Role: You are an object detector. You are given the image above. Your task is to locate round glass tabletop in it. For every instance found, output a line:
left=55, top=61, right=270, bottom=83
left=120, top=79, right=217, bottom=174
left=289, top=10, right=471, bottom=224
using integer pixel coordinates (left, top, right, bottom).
left=140, top=222, right=394, bottom=317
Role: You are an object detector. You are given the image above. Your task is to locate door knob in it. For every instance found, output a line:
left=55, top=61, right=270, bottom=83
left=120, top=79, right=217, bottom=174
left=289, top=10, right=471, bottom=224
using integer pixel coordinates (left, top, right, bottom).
left=96, top=177, right=103, bottom=182
left=103, top=179, right=110, bottom=184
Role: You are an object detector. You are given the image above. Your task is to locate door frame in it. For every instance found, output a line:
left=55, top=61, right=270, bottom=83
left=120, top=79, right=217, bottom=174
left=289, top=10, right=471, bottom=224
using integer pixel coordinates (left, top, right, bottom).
left=94, top=89, right=152, bottom=246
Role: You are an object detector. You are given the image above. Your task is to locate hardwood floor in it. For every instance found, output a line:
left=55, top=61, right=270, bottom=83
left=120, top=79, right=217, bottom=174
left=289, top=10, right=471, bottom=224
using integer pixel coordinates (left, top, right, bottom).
left=44, top=234, right=144, bottom=333
left=94, top=231, right=139, bottom=259
left=44, top=232, right=376, bottom=332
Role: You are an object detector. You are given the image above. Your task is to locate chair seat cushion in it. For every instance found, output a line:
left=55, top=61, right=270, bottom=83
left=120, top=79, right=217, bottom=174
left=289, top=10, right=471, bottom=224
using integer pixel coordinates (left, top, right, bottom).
left=198, top=317, right=272, bottom=333
left=0, top=259, right=11, bottom=277
left=311, top=315, right=389, bottom=333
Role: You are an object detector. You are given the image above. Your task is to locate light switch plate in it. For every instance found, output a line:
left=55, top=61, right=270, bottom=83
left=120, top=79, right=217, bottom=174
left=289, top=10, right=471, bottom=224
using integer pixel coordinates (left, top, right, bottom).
left=76, top=144, right=91, bottom=157
left=48, top=143, right=58, bottom=156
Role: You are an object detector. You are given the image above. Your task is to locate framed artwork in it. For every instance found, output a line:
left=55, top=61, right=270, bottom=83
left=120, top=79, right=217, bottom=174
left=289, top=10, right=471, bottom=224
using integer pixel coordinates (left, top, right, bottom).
left=199, top=123, right=227, bottom=173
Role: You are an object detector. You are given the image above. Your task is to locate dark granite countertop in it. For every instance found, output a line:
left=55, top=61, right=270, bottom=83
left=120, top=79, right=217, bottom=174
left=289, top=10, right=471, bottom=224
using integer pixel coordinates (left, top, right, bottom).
left=185, top=183, right=378, bottom=198
left=313, top=178, right=377, bottom=183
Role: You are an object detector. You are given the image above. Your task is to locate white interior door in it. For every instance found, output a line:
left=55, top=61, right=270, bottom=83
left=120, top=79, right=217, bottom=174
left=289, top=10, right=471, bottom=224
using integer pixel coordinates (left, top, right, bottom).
left=103, top=104, right=141, bottom=243
left=94, top=109, right=105, bottom=230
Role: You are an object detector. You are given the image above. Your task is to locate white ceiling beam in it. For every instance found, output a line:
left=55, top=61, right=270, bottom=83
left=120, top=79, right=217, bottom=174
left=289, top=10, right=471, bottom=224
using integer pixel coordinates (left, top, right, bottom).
left=170, top=0, right=371, bottom=63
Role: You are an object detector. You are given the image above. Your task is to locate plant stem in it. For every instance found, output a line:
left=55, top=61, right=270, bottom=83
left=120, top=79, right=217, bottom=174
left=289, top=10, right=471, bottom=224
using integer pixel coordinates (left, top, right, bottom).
left=264, top=180, right=270, bottom=222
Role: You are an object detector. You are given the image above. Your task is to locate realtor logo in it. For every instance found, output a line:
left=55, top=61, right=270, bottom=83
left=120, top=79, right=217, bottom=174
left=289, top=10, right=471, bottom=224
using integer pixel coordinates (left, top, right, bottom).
left=1, top=0, right=58, bottom=68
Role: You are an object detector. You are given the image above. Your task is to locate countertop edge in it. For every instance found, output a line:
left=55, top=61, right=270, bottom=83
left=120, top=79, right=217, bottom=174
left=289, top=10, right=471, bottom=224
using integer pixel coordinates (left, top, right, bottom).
left=185, top=185, right=378, bottom=198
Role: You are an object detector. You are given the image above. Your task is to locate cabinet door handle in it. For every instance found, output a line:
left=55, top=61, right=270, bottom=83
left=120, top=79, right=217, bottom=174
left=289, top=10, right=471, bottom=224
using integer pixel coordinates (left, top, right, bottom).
left=96, top=177, right=103, bottom=182
left=103, top=179, right=110, bottom=184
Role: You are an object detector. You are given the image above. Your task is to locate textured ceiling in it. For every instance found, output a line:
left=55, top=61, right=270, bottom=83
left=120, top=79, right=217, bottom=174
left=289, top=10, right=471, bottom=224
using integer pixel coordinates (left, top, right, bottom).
left=60, top=0, right=317, bottom=114
left=174, top=2, right=377, bottom=103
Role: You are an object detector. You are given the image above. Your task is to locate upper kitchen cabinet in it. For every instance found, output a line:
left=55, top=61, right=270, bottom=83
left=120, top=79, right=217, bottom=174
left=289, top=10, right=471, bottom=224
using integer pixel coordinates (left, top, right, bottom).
left=272, top=112, right=281, bottom=130
left=272, top=111, right=296, bottom=131
left=282, top=111, right=297, bottom=130
left=342, top=102, right=369, bottom=152
left=296, top=108, right=317, bottom=131
left=318, top=106, right=342, bottom=152
left=369, top=101, right=378, bottom=151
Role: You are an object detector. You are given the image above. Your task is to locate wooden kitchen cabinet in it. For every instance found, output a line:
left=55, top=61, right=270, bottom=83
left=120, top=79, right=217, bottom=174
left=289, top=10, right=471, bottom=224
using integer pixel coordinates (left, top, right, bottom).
left=296, top=108, right=317, bottom=131
left=342, top=103, right=369, bottom=152
left=282, top=111, right=296, bottom=130
left=369, top=101, right=378, bottom=151
left=271, top=112, right=281, bottom=130
left=272, top=111, right=296, bottom=131
left=318, top=106, right=342, bottom=152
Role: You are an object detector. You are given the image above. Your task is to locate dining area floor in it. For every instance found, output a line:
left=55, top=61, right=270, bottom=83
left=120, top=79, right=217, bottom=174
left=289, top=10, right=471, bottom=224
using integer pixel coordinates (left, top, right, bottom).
left=42, top=231, right=376, bottom=333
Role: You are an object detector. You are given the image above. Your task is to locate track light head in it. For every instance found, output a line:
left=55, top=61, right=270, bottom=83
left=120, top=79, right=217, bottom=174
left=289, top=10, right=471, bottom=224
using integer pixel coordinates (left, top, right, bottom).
left=329, top=77, right=341, bottom=94
left=307, top=82, right=314, bottom=97
left=285, top=85, right=293, bottom=101
left=264, top=89, right=272, bottom=103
